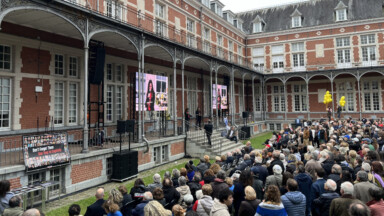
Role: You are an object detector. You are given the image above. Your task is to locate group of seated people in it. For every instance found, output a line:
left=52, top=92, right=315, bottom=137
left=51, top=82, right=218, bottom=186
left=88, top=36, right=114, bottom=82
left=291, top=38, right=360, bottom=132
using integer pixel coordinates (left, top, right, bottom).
left=2, top=117, right=384, bottom=216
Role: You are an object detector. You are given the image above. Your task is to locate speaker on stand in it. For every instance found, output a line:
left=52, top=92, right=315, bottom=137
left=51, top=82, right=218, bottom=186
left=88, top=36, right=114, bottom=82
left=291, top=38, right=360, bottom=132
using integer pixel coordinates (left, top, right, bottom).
left=242, top=111, right=249, bottom=126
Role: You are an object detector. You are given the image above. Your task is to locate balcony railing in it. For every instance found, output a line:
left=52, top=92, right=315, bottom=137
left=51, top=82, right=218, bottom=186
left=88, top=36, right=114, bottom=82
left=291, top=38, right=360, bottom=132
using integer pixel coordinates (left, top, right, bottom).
left=60, top=0, right=253, bottom=70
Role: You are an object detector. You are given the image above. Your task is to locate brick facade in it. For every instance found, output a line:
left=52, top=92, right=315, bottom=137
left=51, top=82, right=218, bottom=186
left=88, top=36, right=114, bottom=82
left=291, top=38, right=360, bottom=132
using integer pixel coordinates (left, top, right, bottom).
left=71, top=160, right=103, bottom=184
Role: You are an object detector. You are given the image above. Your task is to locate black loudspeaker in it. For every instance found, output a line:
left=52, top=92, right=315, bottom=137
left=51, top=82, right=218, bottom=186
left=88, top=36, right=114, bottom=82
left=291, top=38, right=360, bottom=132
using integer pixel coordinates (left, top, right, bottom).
left=223, top=76, right=230, bottom=86
left=241, top=126, right=251, bottom=139
left=89, top=47, right=105, bottom=84
left=242, top=111, right=249, bottom=119
left=111, top=150, right=138, bottom=181
left=126, top=120, right=135, bottom=133
left=117, top=120, right=126, bottom=134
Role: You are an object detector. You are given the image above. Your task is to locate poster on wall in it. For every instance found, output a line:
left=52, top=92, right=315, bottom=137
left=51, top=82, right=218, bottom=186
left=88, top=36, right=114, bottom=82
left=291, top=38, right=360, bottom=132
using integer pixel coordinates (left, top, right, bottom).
left=213, top=84, right=228, bottom=110
left=136, top=72, right=168, bottom=111
left=23, top=133, right=71, bottom=171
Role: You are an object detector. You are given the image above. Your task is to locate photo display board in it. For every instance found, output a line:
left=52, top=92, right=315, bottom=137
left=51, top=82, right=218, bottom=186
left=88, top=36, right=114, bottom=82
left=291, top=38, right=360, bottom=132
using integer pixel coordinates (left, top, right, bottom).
left=23, top=133, right=71, bottom=171
left=136, top=72, right=168, bottom=111
left=213, top=84, right=228, bottom=110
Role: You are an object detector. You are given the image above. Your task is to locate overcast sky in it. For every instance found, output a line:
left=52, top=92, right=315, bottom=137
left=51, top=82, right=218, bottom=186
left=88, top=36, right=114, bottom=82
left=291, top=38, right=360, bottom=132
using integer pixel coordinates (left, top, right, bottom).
left=219, top=0, right=310, bottom=13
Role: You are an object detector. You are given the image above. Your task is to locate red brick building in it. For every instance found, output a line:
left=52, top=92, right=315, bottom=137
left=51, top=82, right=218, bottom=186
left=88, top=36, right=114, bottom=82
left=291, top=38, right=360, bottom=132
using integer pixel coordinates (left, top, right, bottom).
left=0, top=0, right=382, bottom=198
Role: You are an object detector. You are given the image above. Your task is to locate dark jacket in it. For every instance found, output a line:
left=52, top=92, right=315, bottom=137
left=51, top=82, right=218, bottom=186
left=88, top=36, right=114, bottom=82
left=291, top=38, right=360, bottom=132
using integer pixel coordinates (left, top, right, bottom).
left=211, top=178, right=229, bottom=199
left=313, top=191, right=340, bottom=216
left=322, top=160, right=335, bottom=177
left=295, top=173, right=313, bottom=215
left=172, top=177, right=179, bottom=188
left=238, top=199, right=261, bottom=216
left=233, top=183, right=246, bottom=216
left=130, top=185, right=149, bottom=201
left=203, top=176, right=215, bottom=184
left=196, top=162, right=209, bottom=175
left=268, top=159, right=285, bottom=175
left=251, top=164, right=269, bottom=184
left=162, top=185, right=180, bottom=204
left=310, top=179, right=326, bottom=206
left=252, top=176, right=264, bottom=201
left=132, top=200, right=150, bottom=216
left=120, top=193, right=133, bottom=216
left=328, top=174, right=341, bottom=194
left=84, top=199, right=106, bottom=216
left=329, top=194, right=364, bottom=216
left=188, top=180, right=202, bottom=200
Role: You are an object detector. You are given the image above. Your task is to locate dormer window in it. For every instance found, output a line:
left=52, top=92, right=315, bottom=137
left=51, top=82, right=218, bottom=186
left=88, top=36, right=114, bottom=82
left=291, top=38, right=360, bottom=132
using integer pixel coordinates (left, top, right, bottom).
left=335, top=1, right=348, bottom=21
left=252, top=15, right=265, bottom=33
left=291, top=9, right=302, bottom=28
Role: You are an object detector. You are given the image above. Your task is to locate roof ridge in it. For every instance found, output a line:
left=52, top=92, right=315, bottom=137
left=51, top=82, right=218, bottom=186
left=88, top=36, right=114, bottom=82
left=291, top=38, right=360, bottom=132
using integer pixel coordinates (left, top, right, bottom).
left=235, top=0, right=326, bottom=15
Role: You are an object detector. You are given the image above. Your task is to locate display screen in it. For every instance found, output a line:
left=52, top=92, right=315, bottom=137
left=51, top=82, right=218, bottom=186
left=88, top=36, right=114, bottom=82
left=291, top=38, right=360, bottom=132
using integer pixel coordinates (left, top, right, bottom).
left=213, top=84, right=228, bottom=110
left=136, top=72, right=168, bottom=111
left=23, top=133, right=71, bottom=171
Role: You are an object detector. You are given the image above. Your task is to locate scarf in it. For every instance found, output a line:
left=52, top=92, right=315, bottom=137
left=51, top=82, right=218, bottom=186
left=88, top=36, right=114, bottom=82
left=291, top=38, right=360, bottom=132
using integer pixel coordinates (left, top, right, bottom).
left=373, top=172, right=384, bottom=188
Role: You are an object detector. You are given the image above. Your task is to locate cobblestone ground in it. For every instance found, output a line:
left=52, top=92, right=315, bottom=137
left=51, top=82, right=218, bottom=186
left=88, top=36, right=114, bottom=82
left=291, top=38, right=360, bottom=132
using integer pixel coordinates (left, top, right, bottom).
left=45, top=158, right=192, bottom=213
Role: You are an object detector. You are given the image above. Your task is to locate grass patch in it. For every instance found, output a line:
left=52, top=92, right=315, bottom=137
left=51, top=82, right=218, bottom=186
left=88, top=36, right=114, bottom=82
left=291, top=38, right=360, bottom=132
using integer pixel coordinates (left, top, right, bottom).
left=243, top=132, right=273, bottom=150
left=46, top=159, right=201, bottom=216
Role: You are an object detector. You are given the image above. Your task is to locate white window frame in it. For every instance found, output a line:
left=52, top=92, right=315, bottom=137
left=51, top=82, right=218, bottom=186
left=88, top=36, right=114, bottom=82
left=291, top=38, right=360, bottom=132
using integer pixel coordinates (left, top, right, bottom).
left=0, top=78, right=11, bottom=130
left=203, top=28, right=210, bottom=40
left=155, top=2, right=165, bottom=19
left=336, top=9, right=347, bottom=21
left=292, top=42, right=305, bottom=71
left=272, top=45, right=284, bottom=73
left=69, top=57, right=78, bottom=77
left=201, top=0, right=210, bottom=7
left=0, top=45, right=12, bottom=71
left=361, top=80, right=381, bottom=112
left=187, top=34, right=196, bottom=48
left=54, top=82, right=65, bottom=126
left=253, top=22, right=263, bottom=33
left=361, top=34, right=377, bottom=66
left=54, top=54, right=64, bottom=76
left=106, top=85, right=114, bottom=122
left=291, top=84, right=307, bottom=112
left=271, top=85, right=285, bottom=112
left=292, top=16, right=302, bottom=28
left=68, top=83, right=78, bottom=125
left=187, top=19, right=195, bottom=33
left=336, top=81, right=355, bottom=112
left=155, top=20, right=166, bottom=37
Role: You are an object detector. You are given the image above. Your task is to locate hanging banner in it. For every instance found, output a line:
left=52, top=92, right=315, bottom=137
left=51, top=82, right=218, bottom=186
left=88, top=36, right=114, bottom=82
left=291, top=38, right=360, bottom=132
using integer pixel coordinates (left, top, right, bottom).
left=23, top=133, right=71, bottom=171
left=136, top=72, right=168, bottom=111
left=213, top=84, right=228, bottom=110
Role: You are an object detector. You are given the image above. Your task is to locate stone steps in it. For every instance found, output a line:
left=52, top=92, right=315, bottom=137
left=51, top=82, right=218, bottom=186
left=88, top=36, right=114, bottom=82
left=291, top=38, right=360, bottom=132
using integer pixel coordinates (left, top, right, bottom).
left=186, top=129, right=244, bottom=158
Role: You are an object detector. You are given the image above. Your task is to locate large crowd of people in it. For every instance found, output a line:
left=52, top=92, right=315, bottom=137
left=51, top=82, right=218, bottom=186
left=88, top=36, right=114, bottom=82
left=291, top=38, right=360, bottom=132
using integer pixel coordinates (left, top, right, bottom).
left=2, top=117, right=384, bottom=216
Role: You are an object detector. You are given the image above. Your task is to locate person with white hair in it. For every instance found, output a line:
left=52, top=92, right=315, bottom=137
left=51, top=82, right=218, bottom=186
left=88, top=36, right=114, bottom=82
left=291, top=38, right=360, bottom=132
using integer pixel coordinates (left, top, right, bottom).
left=132, top=191, right=153, bottom=216
left=148, top=173, right=162, bottom=192
left=313, top=179, right=339, bottom=216
left=264, top=165, right=283, bottom=190
left=329, top=182, right=364, bottom=216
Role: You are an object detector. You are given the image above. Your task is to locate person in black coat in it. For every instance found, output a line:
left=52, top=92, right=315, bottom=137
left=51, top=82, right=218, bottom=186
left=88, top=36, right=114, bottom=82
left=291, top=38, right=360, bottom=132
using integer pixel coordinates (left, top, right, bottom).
left=251, top=158, right=269, bottom=184
left=162, top=178, right=180, bottom=209
left=130, top=178, right=149, bottom=201
left=84, top=187, right=107, bottom=216
left=312, top=179, right=340, bottom=216
left=187, top=173, right=202, bottom=201
left=204, top=120, right=213, bottom=146
left=267, top=151, right=285, bottom=175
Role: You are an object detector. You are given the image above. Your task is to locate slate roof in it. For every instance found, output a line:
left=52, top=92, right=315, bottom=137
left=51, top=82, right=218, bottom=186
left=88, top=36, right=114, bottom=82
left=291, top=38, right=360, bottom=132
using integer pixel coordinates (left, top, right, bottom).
left=236, top=0, right=384, bottom=34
